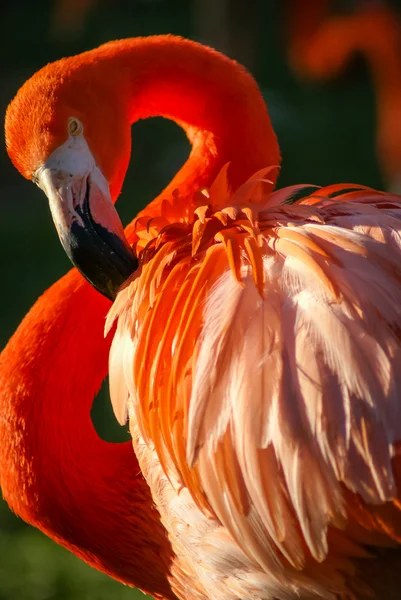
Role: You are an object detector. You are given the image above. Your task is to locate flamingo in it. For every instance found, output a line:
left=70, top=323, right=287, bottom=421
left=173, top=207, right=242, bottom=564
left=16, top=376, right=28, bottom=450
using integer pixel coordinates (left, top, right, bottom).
left=3, top=34, right=401, bottom=600
left=287, top=2, right=401, bottom=193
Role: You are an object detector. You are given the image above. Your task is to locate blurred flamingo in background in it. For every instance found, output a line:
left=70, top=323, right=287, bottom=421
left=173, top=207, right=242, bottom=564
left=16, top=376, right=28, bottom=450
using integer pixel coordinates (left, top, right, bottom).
left=4, top=34, right=401, bottom=600
left=286, top=0, right=330, bottom=66
left=287, top=1, right=401, bottom=192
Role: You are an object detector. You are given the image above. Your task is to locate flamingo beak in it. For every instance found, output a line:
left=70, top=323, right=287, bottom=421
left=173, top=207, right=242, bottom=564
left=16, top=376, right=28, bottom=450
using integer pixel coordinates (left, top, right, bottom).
left=36, top=135, right=138, bottom=300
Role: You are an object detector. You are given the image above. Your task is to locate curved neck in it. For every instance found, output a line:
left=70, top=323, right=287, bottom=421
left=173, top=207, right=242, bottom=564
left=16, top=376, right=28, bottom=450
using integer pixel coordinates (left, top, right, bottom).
left=96, top=36, right=280, bottom=225
left=0, top=270, right=174, bottom=599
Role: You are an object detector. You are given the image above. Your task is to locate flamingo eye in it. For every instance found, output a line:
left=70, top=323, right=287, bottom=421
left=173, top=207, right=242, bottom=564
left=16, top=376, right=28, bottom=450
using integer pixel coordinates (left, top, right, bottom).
left=68, top=117, right=83, bottom=136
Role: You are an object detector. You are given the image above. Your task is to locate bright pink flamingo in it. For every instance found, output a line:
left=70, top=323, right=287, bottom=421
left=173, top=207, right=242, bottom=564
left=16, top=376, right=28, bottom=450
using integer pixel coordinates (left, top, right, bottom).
left=3, top=35, right=401, bottom=599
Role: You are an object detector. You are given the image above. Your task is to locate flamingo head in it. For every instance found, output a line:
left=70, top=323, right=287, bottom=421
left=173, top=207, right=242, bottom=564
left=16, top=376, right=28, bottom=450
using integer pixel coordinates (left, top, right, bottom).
left=5, top=56, right=137, bottom=300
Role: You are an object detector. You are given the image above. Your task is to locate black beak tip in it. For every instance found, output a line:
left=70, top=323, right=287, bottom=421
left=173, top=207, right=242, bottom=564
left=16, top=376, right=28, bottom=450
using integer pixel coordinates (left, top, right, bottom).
left=65, top=222, right=139, bottom=300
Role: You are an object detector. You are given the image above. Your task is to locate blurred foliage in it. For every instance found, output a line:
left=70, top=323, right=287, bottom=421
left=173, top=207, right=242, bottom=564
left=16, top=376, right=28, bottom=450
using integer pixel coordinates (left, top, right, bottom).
left=0, top=0, right=394, bottom=598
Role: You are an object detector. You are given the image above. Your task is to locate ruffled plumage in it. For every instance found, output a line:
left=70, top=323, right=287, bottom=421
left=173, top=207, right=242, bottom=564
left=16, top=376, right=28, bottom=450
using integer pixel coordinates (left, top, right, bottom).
left=107, top=169, right=401, bottom=598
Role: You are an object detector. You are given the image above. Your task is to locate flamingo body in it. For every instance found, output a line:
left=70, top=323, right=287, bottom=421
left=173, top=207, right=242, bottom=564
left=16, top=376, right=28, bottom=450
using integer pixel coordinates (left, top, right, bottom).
left=108, top=176, right=401, bottom=599
left=3, top=35, right=401, bottom=599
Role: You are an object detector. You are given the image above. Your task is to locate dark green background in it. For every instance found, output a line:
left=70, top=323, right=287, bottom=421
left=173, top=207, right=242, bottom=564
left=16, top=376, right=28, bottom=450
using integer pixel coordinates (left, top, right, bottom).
left=0, top=0, right=390, bottom=598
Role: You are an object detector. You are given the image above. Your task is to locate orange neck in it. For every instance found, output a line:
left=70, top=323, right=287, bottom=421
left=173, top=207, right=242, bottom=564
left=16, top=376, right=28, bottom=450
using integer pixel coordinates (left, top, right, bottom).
left=0, top=270, right=174, bottom=599
left=87, top=36, right=280, bottom=227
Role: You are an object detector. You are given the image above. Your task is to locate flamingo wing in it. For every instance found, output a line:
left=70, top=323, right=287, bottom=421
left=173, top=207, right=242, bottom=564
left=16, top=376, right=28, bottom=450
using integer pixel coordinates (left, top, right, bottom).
left=108, top=181, right=401, bottom=578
